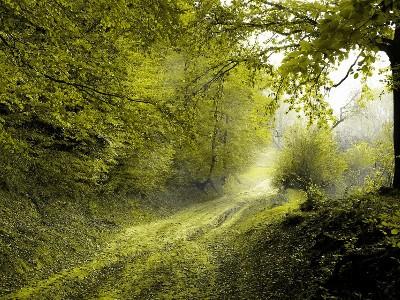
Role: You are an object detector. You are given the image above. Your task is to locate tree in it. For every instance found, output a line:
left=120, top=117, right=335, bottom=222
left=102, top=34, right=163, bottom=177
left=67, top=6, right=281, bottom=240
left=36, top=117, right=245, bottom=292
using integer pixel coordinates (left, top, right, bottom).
left=0, top=0, right=272, bottom=200
left=170, top=60, right=271, bottom=193
left=217, top=0, right=400, bottom=187
left=0, top=0, right=188, bottom=197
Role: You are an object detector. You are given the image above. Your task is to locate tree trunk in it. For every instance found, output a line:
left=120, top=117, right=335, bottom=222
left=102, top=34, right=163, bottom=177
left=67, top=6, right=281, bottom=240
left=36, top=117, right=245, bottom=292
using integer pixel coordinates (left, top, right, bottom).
left=393, top=72, right=400, bottom=188
left=390, top=26, right=400, bottom=188
left=207, top=98, right=220, bottom=192
left=221, top=114, right=229, bottom=184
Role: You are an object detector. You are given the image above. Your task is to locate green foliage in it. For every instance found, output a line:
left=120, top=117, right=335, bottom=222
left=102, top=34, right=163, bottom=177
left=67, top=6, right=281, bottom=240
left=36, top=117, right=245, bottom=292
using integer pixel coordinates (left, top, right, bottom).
left=273, top=125, right=347, bottom=191
left=0, top=0, right=185, bottom=198
left=220, top=192, right=400, bottom=299
left=344, top=123, right=394, bottom=192
left=170, top=65, right=271, bottom=190
left=105, top=144, right=175, bottom=196
left=218, top=0, right=399, bottom=124
left=380, top=210, right=400, bottom=248
left=0, top=0, right=271, bottom=199
left=301, top=183, right=327, bottom=211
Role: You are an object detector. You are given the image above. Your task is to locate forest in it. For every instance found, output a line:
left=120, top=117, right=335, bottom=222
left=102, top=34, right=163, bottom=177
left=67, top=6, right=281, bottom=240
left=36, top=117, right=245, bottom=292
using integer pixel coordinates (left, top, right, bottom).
left=0, top=0, right=399, bottom=299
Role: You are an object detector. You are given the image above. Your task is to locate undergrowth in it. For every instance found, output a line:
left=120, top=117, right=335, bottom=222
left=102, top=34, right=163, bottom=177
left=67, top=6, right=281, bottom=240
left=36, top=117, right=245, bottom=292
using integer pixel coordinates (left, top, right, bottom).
left=0, top=190, right=155, bottom=296
left=213, top=191, right=400, bottom=299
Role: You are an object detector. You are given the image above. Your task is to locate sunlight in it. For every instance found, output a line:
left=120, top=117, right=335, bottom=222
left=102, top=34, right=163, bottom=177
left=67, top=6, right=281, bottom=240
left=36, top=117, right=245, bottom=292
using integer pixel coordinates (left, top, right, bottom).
left=2, top=1, right=399, bottom=299
left=328, top=51, right=391, bottom=114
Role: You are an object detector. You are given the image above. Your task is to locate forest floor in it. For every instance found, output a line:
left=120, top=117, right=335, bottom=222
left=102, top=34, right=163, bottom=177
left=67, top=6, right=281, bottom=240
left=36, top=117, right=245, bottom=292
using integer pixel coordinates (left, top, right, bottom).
left=4, top=149, right=306, bottom=299
left=3, top=149, right=400, bottom=299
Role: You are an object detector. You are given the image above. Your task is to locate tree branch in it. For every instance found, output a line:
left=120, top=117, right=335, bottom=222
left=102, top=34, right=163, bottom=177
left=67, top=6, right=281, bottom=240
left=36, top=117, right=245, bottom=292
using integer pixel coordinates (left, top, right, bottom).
left=331, top=91, right=360, bottom=129
left=0, top=32, right=154, bottom=106
left=332, top=51, right=362, bottom=88
left=192, top=61, right=239, bottom=96
left=261, top=1, right=318, bottom=26
left=41, top=73, right=152, bottom=105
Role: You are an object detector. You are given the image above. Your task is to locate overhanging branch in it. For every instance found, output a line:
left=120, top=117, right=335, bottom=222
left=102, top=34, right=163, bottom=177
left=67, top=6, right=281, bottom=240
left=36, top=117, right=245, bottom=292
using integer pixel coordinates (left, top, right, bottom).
left=261, top=1, right=318, bottom=26
left=332, top=51, right=362, bottom=88
left=41, top=73, right=153, bottom=105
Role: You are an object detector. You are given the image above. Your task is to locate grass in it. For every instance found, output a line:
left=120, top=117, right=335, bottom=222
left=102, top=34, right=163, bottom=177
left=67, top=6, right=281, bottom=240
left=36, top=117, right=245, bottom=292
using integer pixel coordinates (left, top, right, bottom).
left=0, top=191, right=157, bottom=298
left=4, top=158, right=397, bottom=299
left=2, top=156, right=308, bottom=299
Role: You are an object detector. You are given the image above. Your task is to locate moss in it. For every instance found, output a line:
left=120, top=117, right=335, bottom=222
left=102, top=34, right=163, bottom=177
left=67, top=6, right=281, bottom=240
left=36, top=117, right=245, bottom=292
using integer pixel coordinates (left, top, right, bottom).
left=0, top=190, right=156, bottom=297
left=5, top=183, right=396, bottom=299
left=2, top=173, right=299, bottom=299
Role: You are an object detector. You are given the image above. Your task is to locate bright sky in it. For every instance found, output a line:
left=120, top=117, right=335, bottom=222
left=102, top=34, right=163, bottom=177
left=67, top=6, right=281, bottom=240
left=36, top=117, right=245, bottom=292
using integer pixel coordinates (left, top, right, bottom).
left=327, top=52, right=391, bottom=114
left=267, top=50, right=391, bottom=115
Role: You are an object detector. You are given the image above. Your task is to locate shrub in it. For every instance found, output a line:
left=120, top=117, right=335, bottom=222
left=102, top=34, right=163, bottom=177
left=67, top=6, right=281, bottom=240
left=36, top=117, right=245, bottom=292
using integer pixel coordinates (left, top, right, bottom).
left=344, top=123, right=393, bottom=193
left=273, top=125, right=347, bottom=191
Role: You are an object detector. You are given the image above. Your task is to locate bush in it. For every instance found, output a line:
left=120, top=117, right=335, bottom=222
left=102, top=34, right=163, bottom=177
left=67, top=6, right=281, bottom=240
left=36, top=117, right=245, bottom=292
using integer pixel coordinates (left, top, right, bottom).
left=344, top=123, right=393, bottom=193
left=273, top=125, right=347, bottom=191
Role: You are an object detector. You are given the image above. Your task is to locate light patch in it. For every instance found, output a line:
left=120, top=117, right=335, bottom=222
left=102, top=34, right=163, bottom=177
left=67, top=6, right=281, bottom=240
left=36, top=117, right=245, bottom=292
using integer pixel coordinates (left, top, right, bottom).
left=328, top=51, right=391, bottom=115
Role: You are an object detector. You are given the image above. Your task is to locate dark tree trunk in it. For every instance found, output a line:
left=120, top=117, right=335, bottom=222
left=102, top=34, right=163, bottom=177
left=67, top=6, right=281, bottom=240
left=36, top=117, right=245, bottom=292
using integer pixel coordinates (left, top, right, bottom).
left=206, top=98, right=220, bottom=192
left=221, top=114, right=229, bottom=184
left=393, top=72, right=400, bottom=188
left=389, top=26, right=400, bottom=188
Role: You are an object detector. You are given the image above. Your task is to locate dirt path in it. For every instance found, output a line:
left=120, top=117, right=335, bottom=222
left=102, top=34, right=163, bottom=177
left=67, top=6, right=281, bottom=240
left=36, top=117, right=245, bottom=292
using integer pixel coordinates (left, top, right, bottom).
left=6, top=149, right=303, bottom=299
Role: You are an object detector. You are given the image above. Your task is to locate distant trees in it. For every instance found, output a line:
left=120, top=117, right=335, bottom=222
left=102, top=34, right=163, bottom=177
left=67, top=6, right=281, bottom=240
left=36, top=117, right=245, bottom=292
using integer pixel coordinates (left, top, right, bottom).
left=344, top=124, right=393, bottom=192
left=172, top=65, right=270, bottom=192
left=334, top=94, right=393, bottom=148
